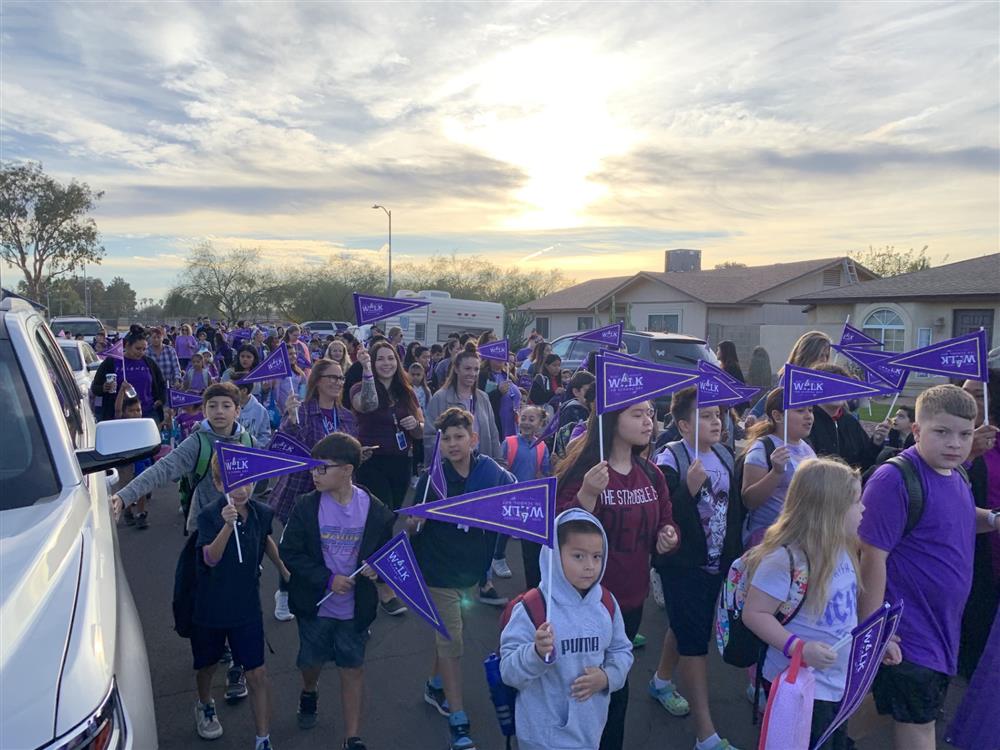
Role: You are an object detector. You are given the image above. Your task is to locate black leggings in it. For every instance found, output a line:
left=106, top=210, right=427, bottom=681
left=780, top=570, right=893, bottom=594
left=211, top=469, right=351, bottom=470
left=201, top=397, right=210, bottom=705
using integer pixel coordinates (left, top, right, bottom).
left=600, top=605, right=643, bottom=750
left=521, top=541, right=541, bottom=590
left=356, top=453, right=411, bottom=511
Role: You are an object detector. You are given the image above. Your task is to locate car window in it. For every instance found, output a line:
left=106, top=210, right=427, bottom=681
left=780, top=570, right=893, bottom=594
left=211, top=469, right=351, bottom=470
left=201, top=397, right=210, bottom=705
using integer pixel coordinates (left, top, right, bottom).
left=647, top=340, right=718, bottom=367
left=549, top=338, right=573, bottom=359
left=81, top=342, right=99, bottom=365
left=33, top=326, right=84, bottom=444
left=61, top=345, right=83, bottom=370
left=0, top=340, right=61, bottom=510
left=568, top=339, right=602, bottom=362
left=623, top=336, right=642, bottom=355
left=51, top=320, right=102, bottom=336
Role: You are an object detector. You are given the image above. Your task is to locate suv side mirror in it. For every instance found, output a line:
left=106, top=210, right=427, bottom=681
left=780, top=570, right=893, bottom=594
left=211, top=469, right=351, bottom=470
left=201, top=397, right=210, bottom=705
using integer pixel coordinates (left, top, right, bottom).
left=87, top=360, right=101, bottom=371
left=76, top=418, right=160, bottom=475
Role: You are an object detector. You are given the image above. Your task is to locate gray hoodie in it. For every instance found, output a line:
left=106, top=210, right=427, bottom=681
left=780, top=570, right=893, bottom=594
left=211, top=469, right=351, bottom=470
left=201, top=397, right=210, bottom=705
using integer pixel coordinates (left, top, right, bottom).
left=499, top=509, right=633, bottom=750
left=117, top=418, right=252, bottom=532
left=238, top=394, right=271, bottom=446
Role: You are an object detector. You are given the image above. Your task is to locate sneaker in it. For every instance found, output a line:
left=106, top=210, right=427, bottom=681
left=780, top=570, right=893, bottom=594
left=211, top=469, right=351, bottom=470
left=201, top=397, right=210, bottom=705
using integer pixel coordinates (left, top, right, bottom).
left=225, top=665, right=247, bottom=703
left=343, top=738, right=367, bottom=750
left=648, top=678, right=690, bottom=716
left=448, top=710, right=477, bottom=750
left=219, top=646, right=233, bottom=667
left=297, top=690, right=318, bottom=729
left=122, top=507, right=136, bottom=526
left=255, top=739, right=273, bottom=750
left=194, top=700, right=223, bottom=740
left=650, top=567, right=665, bottom=608
left=380, top=597, right=408, bottom=616
left=274, top=590, right=295, bottom=621
left=478, top=586, right=508, bottom=607
left=424, top=680, right=450, bottom=717
left=632, top=633, right=647, bottom=649
left=491, top=558, right=513, bottom=579
left=135, top=511, right=149, bottom=530
left=696, top=739, right=739, bottom=750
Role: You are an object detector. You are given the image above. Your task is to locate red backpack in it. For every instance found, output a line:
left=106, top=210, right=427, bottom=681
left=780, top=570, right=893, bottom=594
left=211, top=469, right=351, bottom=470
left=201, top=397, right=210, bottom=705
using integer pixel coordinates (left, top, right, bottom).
left=499, top=585, right=616, bottom=632
left=504, top=436, right=546, bottom=478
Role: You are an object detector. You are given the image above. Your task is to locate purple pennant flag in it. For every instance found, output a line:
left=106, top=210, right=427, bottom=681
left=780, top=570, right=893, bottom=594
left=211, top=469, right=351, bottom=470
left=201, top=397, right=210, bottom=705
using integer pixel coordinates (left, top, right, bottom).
left=427, top=431, right=447, bottom=500
left=697, top=373, right=745, bottom=408
left=697, top=359, right=743, bottom=387
left=267, top=431, right=311, bottom=458
left=530, top=410, right=562, bottom=448
left=364, top=531, right=450, bottom=640
left=573, top=322, right=623, bottom=348
left=236, top=343, right=293, bottom=384
left=102, top=339, right=124, bottom=360
left=478, top=339, right=509, bottom=362
left=839, top=322, right=884, bottom=349
left=213, top=441, right=326, bottom=494
left=883, top=329, right=988, bottom=381
left=811, top=601, right=903, bottom=750
left=353, top=292, right=430, bottom=325
left=782, top=364, right=891, bottom=410
left=833, top=345, right=909, bottom=391
left=595, top=352, right=700, bottom=414
left=399, top=477, right=558, bottom=547
left=168, top=389, right=203, bottom=409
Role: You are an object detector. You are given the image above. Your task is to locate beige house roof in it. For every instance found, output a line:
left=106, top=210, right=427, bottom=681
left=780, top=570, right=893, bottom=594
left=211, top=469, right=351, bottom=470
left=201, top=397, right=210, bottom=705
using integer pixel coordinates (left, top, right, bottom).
left=792, top=253, right=1000, bottom=303
left=519, top=275, right=633, bottom=312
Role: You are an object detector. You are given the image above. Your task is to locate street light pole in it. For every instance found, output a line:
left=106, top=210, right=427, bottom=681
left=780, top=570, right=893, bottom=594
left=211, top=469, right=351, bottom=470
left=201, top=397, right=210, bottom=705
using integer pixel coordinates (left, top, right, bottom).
left=372, top=204, right=391, bottom=295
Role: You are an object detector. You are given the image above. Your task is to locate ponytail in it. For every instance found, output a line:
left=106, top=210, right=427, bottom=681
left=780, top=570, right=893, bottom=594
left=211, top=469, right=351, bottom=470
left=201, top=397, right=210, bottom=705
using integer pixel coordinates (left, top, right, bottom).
left=742, top=387, right=784, bottom=451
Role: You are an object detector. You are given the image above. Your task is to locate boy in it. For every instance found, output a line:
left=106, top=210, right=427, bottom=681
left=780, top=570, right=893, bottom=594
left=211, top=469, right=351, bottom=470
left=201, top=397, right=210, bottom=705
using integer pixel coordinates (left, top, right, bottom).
left=409, top=407, right=516, bottom=750
left=503, top=405, right=552, bottom=589
left=499, top=509, right=633, bottom=750
left=650, top=387, right=743, bottom=750
left=116, top=393, right=153, bottom=529
left=886, top=405, right=916, bottom=450
left=808, top=363, right=890, bottom=471
left=279, top=433, right=395, bottom=750
left=235, top=380, right=272, bottom=447
left=190, top=455, right=277, bottom=748
left=859, top=384, right=1000, bottom=750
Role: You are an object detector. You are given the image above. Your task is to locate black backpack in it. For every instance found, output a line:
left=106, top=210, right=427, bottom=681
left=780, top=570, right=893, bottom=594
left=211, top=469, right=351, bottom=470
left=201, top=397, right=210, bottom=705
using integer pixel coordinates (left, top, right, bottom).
left=172, top=533, right=199, bottom=638
left=734, top=435, right=776, bottom=523
left=863, top=452, right=970, bottom=537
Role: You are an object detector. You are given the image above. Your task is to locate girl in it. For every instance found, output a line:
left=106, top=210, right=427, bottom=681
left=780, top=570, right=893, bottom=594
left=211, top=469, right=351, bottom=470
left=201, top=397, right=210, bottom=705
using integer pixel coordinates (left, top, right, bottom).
left=408, top=361, right=431, bottom=479
left=403, top=340, right=422, bottom=369
left=350, top=341, right=424, bottom=513
left=91, top=324, right=167, bottom=423
left=741, top=387, right=817, bottom=546
left=717, top=339, right=749, bottom=417
left=556, top=401, right=680, bottom=750
left=175, top=324, right=197, bottom=369
left=529, top=353, right=564, bottom=407
left=284, top=324, right=312, bottom=378
left=523, top=340, right=551, bottom=377
left=742, top=458, right=894, bottom=750
left=183, top=352, right=215, bottom=394
left=272, top=342, right=307, bottom=415
left=325, top=339, right=353, bottom=370
left=251, top=328, right=268, bottom=362
left=479, top=355, right=519, bottom=440
left=222, top=345, right=263, bottom=397
left=214, top=332, right=234, bottom=372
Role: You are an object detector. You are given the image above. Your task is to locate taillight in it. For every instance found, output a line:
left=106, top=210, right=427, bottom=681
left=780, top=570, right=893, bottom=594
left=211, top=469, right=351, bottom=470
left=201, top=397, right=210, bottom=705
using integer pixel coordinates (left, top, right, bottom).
left=52, top=682, right=126, bottom=750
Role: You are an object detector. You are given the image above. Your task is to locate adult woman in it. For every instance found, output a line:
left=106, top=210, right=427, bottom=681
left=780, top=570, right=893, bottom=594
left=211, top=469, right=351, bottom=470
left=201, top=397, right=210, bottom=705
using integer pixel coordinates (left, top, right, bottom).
left=747, top=331, right=832, bottom=422
left=284, top=324, right=312, bottom=377
left=174, top=324, right=197, bottom=369
left=556, top=401, right=679, bottom=750
left=716, top=340, right=745, bottom=386
left=479, top=355, right=519, bottom=440
left=91, top=324, right=167, bottom=423
left=403, top=340, right=422, bottom=369
left=529, top=353, right=564, bottom=407
left=431, top=336, right=462, bottom=391
left=351, top=341, right=424, bottom=512
left=251, top=328, right=269, bottom=362
left=523, top=340, right=551, bottom=377
left=325, top=339, right=353, bottom=370
left=386, top=326, right=406, bottom=364
left=93, top=328, right=111, bottom=355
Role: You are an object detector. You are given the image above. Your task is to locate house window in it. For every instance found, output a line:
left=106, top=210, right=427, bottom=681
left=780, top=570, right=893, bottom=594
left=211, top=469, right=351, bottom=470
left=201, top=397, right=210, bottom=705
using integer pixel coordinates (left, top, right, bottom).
left=647, top=314, right=680, bottom=333
left=534, top=317, right=549, bottom=338
left=863, top=309, right=905, bottom=352
left=577, top=316, right=594, bottom=331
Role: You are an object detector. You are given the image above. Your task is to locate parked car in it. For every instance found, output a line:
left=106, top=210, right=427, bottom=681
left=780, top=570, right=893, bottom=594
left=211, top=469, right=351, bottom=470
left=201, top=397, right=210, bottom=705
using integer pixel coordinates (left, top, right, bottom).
left=1, top=296, right=160, bottom=749
left=57, top=338, right=102, bottom=395
left=301, top=320, right=350, bottom=337
left=49, top=315, right=105, bottom=345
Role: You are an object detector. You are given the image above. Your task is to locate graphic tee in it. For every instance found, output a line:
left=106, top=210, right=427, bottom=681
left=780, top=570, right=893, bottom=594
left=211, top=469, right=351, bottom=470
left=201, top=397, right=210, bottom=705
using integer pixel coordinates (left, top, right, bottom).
left=318, top=487, right=370, bottom=620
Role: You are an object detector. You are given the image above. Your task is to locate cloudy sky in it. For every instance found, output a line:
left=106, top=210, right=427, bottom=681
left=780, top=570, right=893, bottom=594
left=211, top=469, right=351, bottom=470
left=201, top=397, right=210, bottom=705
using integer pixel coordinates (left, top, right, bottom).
left=3, top=1, right=998, bottom=299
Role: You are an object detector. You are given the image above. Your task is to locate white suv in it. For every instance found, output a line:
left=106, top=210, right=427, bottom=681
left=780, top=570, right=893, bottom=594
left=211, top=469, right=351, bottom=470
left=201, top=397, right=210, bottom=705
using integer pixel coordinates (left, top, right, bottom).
left=0, top=298, right=160, bottom=749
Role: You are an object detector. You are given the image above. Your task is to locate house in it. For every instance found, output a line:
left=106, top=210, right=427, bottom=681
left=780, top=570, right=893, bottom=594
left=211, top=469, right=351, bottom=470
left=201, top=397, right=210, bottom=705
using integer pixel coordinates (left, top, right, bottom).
left=792, top=253, right=1000, bottom=392
left=520, top=249, right=878, bottom=362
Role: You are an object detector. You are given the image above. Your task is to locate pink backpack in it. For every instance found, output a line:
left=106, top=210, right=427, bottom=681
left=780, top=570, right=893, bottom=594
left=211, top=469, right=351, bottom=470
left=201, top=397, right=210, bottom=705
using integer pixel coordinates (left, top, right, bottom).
left=757, top=640, right=814, bottom=750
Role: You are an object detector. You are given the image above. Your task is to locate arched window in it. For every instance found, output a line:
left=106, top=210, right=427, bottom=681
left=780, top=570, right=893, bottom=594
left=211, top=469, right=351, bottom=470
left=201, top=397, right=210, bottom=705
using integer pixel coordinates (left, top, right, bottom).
left=863, top=309, right=905, bottom=352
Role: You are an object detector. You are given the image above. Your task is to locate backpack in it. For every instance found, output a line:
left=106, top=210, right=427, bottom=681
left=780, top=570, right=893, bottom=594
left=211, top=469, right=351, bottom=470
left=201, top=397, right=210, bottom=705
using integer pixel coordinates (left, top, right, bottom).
left=504, top=435, right=545, bottom=477
left=178, top=429, right=253, bottom=533
left=733, top=434, right=776, bottom=502
left=171, top=533, right=199, bottom=638
left=661, top=440, right=735, bottom=485
left=862, top=451, right=970, bottom=538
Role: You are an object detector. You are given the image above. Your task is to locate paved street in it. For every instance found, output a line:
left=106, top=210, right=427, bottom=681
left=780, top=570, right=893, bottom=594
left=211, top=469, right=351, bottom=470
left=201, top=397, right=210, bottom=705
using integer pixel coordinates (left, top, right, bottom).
left=120, top=483, right=963, bottom=750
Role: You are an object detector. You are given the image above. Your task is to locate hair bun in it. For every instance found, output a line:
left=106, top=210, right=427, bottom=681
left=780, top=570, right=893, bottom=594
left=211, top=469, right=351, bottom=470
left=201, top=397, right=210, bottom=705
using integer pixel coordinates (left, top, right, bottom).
left=129, top=324, right=145, bottom=335
left=464, top=342, right=478, bottom=353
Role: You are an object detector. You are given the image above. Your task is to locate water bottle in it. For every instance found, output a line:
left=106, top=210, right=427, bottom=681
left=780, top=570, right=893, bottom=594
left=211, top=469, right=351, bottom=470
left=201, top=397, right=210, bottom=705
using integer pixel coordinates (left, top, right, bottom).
left=483, top=653, right=515, bottom=738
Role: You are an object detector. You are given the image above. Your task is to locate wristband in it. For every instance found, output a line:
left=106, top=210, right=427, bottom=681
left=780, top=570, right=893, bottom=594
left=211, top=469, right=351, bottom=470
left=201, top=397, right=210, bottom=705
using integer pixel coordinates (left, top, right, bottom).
left=362, top=372, right=374, bottom=380
left=782, top=635, right=799, bottom=658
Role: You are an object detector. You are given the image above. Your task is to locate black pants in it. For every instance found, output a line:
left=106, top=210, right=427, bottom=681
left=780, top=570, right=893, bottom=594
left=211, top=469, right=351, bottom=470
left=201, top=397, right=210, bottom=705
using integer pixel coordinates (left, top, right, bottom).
left=411, top=438, right=423, bottom=476
left=356, top=453, right=411, bottom=511
left=521, top=540, right=541, bottom=590
left=599, top=605, right=643, bottom=750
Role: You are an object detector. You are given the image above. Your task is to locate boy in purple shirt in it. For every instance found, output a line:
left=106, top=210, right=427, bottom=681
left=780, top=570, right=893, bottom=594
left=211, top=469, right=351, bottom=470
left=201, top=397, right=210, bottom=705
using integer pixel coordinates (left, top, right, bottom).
left=279, top=433, right=394, bottom=750
left=859, top=384, right=1000, bottom=750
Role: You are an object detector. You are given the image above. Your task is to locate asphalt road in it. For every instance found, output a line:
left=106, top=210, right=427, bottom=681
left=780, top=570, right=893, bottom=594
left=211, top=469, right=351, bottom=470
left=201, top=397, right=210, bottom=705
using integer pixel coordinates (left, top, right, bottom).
left=120, top=483, right=964, bottom=750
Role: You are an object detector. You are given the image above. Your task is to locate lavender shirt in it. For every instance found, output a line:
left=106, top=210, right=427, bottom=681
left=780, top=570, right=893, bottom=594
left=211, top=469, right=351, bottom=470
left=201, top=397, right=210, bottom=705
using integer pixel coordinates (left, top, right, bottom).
left=318, top=487, right=370, bottom=620
left=175, top=335, right=197, bottom=359
left=121, top=357, right=155, bottom=413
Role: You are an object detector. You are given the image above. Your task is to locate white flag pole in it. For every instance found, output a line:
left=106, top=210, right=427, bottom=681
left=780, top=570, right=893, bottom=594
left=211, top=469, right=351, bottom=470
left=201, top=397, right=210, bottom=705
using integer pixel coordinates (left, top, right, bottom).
left=226, top=494, right=243, bottom=564
left=982, top=327, right=990, bottom=427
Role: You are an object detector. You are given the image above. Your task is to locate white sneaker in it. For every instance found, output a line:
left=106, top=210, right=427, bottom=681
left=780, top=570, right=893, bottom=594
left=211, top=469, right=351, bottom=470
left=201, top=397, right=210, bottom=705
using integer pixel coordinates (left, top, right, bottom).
left=491, top=558, right=513, bottom=579
left=194, top=699, right=223, bottom=740
left=274, top=590, right=295, bottom=621
left=650, top=568, right=665, bottom=609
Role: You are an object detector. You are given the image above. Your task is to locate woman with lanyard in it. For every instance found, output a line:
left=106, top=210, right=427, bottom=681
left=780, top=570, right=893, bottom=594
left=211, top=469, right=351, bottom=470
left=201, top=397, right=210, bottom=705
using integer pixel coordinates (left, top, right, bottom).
left=479, top=353, right=520, bottom=440
left=350, top=341, right=424, bottom=513
left=91, top=324, right=167, bottom=423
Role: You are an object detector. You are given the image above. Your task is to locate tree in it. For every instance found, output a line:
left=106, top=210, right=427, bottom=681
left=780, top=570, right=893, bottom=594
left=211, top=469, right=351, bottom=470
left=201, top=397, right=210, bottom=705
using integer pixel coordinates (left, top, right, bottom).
left=163, top=286, right=211, bottom=319
left=178, top=242, right=285, bottom=320
left=104, top=276, right=137, bottom=319
left=850, top=245, right=941, bottom=277
left=715, top=261, right=748, bottom=270
left=0, top=162, right=105, bottom=301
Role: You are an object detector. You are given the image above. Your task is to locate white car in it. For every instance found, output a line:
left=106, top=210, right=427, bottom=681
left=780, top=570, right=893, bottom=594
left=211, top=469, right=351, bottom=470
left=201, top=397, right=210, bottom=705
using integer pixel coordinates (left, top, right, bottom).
left=57, top=338, right=102, bottom=395
left=300, top=320, right=349, bottom=337
left=1, top=297, right=160, bottom=749
left=49, top=315, right=105, bottom=345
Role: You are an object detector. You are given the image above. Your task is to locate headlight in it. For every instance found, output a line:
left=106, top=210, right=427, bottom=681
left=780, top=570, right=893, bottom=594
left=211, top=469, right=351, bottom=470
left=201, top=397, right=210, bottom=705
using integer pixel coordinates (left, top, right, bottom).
left=50, top=681, right=126, bottom=750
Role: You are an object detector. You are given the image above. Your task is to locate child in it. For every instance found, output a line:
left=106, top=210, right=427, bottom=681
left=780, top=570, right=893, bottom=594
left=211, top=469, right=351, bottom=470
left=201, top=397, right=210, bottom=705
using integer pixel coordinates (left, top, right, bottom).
left=886, top=405, right=915, bottom=450
left=503, top=405, right=552, bottom=588
left=188, top=455, right=280, bottom=749
left=409, top=407, right=516, bottom=750
left=409, top=361, right=431, bottom=479
left=741, top=387, right=817, bottom=547
left=184, top=352, right=214, bottom=394
left=859, top=384, right=1000, bottom=750
left=235, top=380, right=272, bottom=447
left=116, top=393, right=153, bottom=529
left=175, top=402, right=202, bottom=441
left=650, top=387, right=743, bottom=750
left=742, top=457, right=877, bottom=750
left=807, top=363, right=890, bottom=471
left=279, top=433, right=395, bottom=750
left=499, top=509, right=634, bottom=750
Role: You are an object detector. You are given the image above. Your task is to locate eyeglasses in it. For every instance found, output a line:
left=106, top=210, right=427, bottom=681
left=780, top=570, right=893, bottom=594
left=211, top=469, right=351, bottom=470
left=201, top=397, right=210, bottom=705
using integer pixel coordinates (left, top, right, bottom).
left=310, top=462, right=349, bottom=475
left=319, top=374, right=346, bottom=382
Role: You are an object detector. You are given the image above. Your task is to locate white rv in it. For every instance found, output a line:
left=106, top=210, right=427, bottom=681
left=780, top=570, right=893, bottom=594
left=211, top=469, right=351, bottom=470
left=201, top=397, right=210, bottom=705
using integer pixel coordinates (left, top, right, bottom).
left=382, top=290, right=504, bottom=344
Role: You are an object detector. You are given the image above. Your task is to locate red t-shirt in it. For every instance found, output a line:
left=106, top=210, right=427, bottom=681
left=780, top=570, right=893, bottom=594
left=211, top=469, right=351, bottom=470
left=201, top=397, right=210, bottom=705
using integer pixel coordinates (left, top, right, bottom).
left=558, top=457, right=678, bottom=611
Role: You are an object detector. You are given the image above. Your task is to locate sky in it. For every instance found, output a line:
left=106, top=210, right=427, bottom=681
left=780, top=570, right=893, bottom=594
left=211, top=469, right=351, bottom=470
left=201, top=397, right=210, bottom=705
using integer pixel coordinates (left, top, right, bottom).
left=2, top=0, right=998, bottom=300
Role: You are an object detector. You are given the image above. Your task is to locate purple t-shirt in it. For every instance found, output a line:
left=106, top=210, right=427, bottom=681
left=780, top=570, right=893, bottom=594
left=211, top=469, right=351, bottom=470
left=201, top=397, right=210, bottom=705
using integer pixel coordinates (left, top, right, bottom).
left=121, top=356, right=154, bottom=413
left=175, top=335, right=197, bottom=358
left=318, top=486, right=370, bottom=620
left=858, top=446, right=976, bottom=675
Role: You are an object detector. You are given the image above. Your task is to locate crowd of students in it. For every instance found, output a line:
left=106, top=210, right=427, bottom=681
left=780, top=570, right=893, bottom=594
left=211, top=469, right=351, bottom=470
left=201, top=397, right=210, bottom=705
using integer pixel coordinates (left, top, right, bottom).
left=73, top=318, right=1000, bottom=750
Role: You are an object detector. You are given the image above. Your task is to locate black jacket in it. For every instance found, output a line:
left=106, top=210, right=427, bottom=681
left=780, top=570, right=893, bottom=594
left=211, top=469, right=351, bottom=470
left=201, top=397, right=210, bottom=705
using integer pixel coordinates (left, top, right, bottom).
left=653, top=443, right=743, bottom=573
left=808, top=406, right=881, bottom=471
left=90, top=354, right=167, bottom=421
left=279, top=487, right=395, bottom=630
left=958, top=456, right=999, bottom=678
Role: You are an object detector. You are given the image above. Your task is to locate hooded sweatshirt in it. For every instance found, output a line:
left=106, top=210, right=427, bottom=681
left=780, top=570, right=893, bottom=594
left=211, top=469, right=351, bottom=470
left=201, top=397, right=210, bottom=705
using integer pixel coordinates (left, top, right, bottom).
left=116, top=418, right=252, bottom=532
left=238, top=394, right=272, bottom=446
left=500, top=509, right=634, bottom=750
